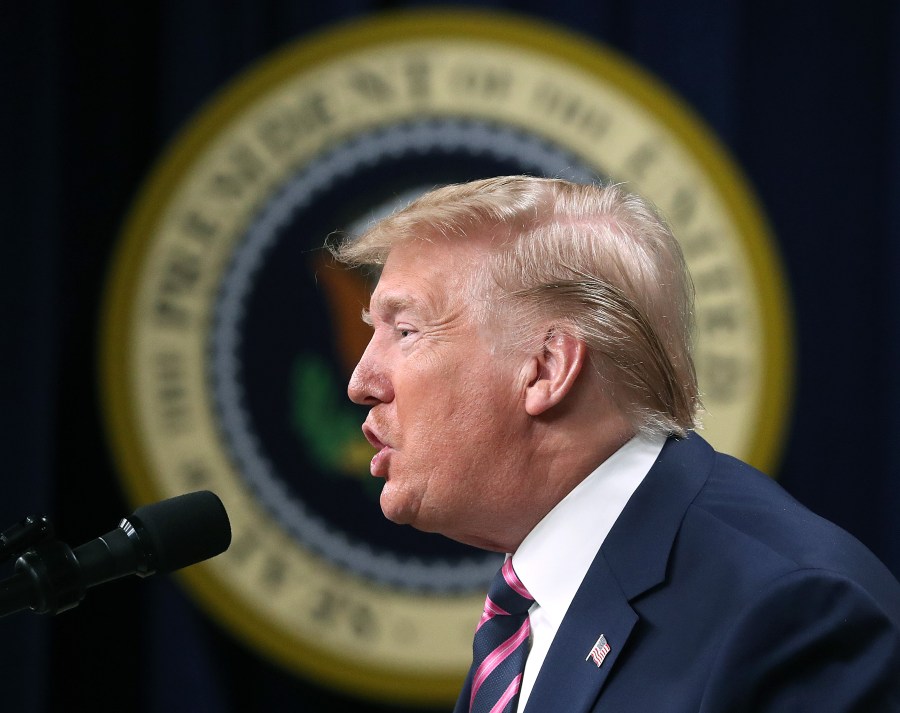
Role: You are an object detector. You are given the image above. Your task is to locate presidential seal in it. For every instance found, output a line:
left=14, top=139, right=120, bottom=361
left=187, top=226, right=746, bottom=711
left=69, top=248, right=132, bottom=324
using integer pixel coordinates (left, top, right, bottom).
left=101, top=9, right=793, bottom=705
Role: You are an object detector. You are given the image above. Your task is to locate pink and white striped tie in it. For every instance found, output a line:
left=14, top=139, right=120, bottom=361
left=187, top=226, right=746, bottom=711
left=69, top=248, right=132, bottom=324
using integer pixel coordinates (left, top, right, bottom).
left=467, top=559, right=534, bottom=713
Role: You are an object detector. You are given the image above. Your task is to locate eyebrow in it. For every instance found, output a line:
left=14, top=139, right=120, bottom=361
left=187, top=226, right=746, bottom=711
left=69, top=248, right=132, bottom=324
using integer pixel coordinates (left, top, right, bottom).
left=368, top=292, right=429, bottom=320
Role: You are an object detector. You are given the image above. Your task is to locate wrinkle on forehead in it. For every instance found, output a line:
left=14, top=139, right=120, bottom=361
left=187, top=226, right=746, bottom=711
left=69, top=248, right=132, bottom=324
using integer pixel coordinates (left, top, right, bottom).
left=370, top=246, right=474, bottom=320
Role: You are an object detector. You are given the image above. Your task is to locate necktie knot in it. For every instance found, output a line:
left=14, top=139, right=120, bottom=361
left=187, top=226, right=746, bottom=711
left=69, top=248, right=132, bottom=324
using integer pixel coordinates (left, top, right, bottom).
left=481, top=558, right=534, bottom=623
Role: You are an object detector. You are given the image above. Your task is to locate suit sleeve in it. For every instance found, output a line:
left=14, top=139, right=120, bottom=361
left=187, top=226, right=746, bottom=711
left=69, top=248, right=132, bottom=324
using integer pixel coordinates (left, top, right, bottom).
left=699, top=568, right=900, bottom=713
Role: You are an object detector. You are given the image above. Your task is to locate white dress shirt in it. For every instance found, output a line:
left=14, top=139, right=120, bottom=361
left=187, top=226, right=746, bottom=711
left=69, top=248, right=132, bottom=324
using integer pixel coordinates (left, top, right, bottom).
left=511, top=434, right=665, bottom=712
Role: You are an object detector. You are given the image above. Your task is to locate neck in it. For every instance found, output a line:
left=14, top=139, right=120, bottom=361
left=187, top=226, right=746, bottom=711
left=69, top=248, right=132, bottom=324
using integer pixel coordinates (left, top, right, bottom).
left=467, top=407, right=636, bottom=554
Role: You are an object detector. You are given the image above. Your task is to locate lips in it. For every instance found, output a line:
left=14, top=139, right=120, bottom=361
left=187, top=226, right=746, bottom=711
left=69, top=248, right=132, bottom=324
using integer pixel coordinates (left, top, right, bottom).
left=361, top=422, right=385, bottom=450
left=362, top=421, right=393, bottom=477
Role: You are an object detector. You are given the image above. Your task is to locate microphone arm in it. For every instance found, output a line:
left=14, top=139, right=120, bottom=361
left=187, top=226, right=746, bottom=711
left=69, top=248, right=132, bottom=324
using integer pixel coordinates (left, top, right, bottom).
left=0, top=491, right=231, bottom=618
left=0, top=515, right=54, bottom=562
left=0, top=539, right=84, bottom=617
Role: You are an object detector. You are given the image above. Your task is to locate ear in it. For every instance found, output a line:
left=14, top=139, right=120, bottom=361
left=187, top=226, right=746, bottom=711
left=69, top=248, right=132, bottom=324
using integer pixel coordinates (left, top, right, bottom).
left=523, top=329, right=588, bottom=416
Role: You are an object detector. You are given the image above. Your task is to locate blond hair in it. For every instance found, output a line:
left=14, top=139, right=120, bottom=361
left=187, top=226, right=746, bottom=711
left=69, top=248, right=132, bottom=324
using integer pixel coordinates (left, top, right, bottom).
left=332, top=176, right=700, bottom=437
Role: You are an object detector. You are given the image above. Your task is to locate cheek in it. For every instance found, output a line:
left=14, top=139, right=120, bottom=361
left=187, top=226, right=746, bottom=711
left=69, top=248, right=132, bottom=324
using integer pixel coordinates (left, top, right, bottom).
left=443, top=392, right=520, bottom=464
left=398, top=351, right=521, bottom=453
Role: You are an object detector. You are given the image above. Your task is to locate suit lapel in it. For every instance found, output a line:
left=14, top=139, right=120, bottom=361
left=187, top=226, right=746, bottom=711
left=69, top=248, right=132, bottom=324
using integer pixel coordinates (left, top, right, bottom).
left=523, top=435, right=714, bottom=713
left=523, top=553, right=637, bottom=712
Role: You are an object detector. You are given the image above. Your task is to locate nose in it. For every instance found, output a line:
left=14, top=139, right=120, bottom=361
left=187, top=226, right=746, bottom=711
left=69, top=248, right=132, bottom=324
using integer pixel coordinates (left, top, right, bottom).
left=348, top=337, right=393, bottom=406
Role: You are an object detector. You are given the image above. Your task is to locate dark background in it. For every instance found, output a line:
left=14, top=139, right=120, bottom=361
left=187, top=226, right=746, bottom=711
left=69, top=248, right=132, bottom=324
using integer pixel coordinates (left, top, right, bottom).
left=3, top=1, right=899, bottom=711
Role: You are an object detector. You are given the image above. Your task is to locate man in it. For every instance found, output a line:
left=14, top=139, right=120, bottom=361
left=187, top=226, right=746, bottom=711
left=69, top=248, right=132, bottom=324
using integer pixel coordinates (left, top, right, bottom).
left=334, top=176, right=900, bottom=712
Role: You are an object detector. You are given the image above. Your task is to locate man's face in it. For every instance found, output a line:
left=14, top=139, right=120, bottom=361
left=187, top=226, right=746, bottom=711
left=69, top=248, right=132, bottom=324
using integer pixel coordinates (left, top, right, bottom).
left=348, top=237, right=529, bottom=550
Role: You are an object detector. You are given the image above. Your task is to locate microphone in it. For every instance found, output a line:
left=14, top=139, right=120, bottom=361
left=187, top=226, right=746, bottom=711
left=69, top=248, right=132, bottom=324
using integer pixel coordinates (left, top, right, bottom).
left=0, top=490, right=231, bottom=618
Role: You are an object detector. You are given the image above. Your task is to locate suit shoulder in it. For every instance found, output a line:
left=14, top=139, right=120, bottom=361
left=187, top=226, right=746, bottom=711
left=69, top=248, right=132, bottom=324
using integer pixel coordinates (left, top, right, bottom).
left=679, top=450, right=900, bottom=622
left=700, top=567, right=900, bottom=710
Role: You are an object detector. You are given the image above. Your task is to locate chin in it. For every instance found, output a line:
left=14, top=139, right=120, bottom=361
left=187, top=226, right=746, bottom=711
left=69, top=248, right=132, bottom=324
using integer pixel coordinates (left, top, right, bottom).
left=379, top=490, right=415, bottom=526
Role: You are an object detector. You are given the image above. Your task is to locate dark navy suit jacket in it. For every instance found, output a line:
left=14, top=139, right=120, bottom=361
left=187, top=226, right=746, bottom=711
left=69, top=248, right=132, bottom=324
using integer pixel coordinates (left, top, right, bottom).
left=457, top=434, right=900, bottom=712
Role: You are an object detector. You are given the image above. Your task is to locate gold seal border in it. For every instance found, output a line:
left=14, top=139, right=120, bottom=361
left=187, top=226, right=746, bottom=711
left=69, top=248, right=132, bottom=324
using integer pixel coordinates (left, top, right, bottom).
left=101, top=8, right=794, bottom=704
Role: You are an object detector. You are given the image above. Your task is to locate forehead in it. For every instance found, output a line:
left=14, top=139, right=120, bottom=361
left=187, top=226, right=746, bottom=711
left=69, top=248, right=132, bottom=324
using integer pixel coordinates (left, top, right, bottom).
left=368, top=238, right=484, bottom=316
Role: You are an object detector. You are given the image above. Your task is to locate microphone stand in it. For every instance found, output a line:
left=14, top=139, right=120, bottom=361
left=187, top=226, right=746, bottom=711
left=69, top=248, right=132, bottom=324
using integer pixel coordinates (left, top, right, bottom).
left=0, top=514, right=85, bottom=617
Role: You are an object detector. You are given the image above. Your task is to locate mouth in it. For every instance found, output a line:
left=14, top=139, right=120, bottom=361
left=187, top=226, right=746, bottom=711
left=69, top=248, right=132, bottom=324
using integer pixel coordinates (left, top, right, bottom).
left=361, top=422, right=384, bottom=449
left=362, top=422, right=392, bottom=477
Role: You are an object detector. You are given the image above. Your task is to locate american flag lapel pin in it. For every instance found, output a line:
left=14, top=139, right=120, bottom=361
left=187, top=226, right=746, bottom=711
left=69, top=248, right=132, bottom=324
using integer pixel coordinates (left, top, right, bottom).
left=585, top=634, right=611, bottom=668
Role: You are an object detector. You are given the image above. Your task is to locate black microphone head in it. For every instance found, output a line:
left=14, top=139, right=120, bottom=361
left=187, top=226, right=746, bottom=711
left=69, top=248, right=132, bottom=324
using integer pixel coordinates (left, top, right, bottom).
left=127, top=491, right=231, bottom=573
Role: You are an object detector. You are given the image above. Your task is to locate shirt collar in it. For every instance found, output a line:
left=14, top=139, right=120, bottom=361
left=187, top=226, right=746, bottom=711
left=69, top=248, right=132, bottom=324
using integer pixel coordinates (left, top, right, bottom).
left=511, top=433, right=665, bottom=626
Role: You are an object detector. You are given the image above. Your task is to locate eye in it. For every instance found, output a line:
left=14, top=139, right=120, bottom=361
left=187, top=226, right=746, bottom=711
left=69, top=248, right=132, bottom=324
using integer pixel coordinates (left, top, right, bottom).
left=397, top=324, right=416, bottom=339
